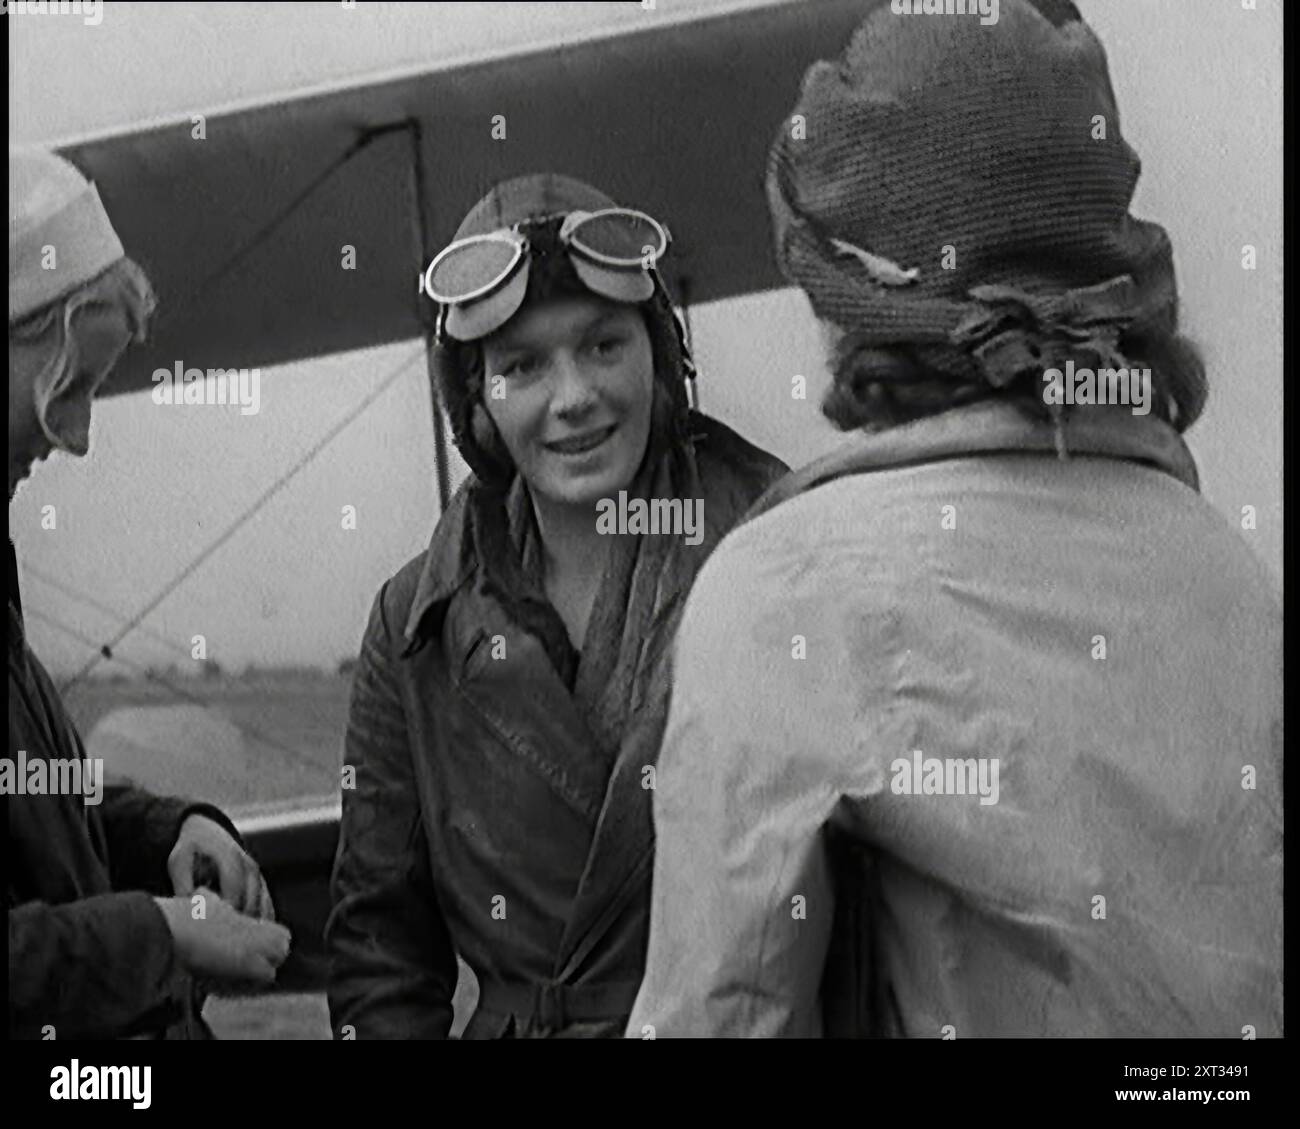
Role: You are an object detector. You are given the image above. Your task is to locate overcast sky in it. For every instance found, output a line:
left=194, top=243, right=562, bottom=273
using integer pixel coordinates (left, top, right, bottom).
left=9, top=1, right=1282, bottom=676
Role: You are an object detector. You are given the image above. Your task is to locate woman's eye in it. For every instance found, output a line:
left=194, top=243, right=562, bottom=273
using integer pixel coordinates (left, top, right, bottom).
left=592, top=336, right=626, bottom=359
left=503, top=357, right=538, bottom=377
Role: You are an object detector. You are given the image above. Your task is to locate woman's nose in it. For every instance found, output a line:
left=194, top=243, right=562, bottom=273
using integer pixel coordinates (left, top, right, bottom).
left=550, top=353, right=598, bottom=418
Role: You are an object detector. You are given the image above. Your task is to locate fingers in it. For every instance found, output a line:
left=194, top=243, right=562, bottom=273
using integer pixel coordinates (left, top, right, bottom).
left=244, top=919, right=292, bottom=980
left=241, top=861, right=261, bottom=916
left=168, top=886, right=294, bottom=988
left=207, top=908, right=290, bottom=984
left=168, top=845, right=196, bottom=897
left=246, top=954, right=278, bottom=987
left=268, top=922, right=291, bottom=965
left=200, top=851, right=275, bottom=920
left=256, top=877, right=277, bottom=923
left=192, top=884, right=220, bottom=910
left=216, top=851, right=245, bottom=910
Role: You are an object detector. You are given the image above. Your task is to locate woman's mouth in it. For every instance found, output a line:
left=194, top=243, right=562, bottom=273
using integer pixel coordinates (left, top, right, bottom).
left=544, top=424, right=617, bottom=456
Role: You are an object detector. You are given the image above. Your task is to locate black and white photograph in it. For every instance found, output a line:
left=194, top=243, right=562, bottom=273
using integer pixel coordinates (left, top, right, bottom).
left=5, top=0, right=1284, bottom=1107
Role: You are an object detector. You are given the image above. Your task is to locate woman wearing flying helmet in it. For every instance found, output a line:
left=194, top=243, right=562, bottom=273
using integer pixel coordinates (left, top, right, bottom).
left=326, top=173, right=787, bottom=1039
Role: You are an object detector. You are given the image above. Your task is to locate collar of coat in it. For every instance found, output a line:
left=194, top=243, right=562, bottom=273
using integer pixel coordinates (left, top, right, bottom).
left=399, top=485, right=477, bottom=655
left=746, top=399, right=1200, bottom=523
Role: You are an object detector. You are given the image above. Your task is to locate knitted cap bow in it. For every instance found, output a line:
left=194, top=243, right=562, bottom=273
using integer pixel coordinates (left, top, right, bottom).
left=949, top=276, right=1137, bottom=390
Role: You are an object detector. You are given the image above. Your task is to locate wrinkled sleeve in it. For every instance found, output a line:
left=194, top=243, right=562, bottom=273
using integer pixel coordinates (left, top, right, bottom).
left=8, top=891, right=186, bottom=1040
left=627, top=542, right=854, bottom=1038
left=325, top=584, right=458, bottom=1039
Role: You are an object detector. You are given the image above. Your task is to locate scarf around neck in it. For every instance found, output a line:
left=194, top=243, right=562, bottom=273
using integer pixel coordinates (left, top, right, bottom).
left=468, top=431, right=709, bottom=769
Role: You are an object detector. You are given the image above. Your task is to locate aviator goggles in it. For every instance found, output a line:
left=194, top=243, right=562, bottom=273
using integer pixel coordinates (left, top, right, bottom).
left=425, top=208, right=671, bottom=343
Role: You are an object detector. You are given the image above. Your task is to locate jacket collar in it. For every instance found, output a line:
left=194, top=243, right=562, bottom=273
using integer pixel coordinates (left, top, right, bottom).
left=400, top=477, right=537, bottom=656
left=401, top=491, right=477, bottom=655
left=749, top=401, right=1200, bottom=521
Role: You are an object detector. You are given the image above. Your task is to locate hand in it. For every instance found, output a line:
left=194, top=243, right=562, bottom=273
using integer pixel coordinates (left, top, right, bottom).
left=168, top=814, right=275, bottom=920
left=153, top=888, right=292, bottom=987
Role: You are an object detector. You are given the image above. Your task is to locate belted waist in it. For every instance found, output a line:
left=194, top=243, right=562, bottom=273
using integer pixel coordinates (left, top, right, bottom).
left=476, top=978, right=642, bottom=1031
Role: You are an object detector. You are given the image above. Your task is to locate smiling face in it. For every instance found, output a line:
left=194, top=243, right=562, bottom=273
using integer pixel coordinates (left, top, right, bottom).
left=480, top=294, right=655, bottom=508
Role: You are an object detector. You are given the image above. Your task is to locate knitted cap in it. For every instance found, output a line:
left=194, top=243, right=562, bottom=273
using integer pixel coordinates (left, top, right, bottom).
left=766, top=0, right=1179, bottom=388
left=10, top=149, right=125, bottom=323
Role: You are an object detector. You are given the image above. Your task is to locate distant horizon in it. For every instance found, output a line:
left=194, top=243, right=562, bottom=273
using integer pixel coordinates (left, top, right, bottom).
left=59, top=661, right=357, bottom=683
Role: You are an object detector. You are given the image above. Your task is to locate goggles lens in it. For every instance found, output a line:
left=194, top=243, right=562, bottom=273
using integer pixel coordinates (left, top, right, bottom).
left=563, top=209, right=668, bottom=266
left=425, top=208, right=669, bottom=309
left=424, top=234, right=524, bottom=305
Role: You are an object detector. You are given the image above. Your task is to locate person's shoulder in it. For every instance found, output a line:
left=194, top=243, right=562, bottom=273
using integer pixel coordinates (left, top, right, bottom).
left=687, top=466, right=916, bottom=635
left=374, top=480, right=476, bottom=630
left=669, top=473, right=896, bottom=760
left=677, top=485, right=821, bottom=642
left=676, top=529, right=783, bottom=644
left=379, top=555, right=426, bottom=624
left=690, top=412, right=789, bottom=498
left=1152, top=480, right=1282, bottom=633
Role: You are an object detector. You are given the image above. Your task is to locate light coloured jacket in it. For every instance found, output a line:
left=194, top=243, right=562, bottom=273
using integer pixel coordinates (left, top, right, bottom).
left=628, top=402, right=1282, bottom=1038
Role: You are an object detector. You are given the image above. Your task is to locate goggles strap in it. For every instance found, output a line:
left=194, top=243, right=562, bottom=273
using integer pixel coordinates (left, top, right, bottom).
left=649, top=269, right=698, bottom=409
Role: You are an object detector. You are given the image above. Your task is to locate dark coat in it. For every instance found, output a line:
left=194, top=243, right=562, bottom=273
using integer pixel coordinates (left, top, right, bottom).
left=326, top=413, right=787, bottom=1038
left=7, top=542, right=239, bottom=1039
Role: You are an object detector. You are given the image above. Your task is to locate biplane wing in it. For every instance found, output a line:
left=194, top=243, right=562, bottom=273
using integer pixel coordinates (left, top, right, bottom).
left=52, top=0, right=871, bottom=398
left=35, top=0, right=874, bottom=1014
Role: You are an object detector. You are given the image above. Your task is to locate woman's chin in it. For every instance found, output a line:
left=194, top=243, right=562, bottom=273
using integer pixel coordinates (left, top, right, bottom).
left=525, top=450, right=631, bottom=504
left=546, top=478, right=622, bottom=508
left=531, top=461, right=637, bottom=509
